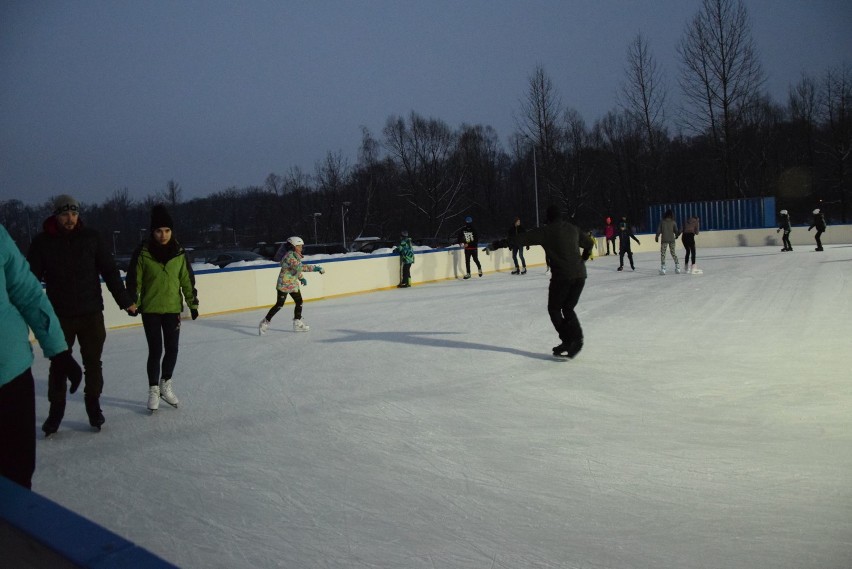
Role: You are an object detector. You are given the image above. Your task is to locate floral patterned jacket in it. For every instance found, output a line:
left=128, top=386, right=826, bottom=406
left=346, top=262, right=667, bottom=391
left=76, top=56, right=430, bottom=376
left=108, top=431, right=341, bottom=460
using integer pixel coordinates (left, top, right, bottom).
left=276, top=250, right=322, bottom=293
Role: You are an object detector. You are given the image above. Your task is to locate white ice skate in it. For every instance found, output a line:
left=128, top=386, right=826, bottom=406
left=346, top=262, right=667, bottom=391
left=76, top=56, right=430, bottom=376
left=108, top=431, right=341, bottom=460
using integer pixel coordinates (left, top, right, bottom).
left=258, top=319, right=269, bottom=336
left=675, top=264, right=682, bottom=274
left=691, top=264, right=704, bottom=274
left=160, top=379, right=179, bottom=408
left=147, top=385, right=160, bottom=411
left=659, top=265, right=667, bottom=275
left=293, top=319, right=310, bottom=332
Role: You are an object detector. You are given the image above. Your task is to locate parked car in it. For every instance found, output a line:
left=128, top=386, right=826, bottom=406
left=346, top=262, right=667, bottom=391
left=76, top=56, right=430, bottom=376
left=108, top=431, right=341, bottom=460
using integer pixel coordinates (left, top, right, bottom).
left=204, top=250, right=269, bottom=268
left=301, top=243, right=348, bottom=256
left=251, top=241, right=285, bottom=260
left=353, top=240, right=398, bottom=253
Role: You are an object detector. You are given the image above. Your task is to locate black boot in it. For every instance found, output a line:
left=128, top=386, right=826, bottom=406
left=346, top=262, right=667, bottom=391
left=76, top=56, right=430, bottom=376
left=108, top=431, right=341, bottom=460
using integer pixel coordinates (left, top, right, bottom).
left=42, top=400, right=66, bottom=436
left=84, top=396, right=105, bottom=430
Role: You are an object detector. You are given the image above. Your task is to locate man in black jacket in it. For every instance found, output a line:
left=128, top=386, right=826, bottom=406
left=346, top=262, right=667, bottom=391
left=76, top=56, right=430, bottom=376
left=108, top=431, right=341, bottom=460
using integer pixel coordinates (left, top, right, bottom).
left=27, top=195, right=136, bottom=435
left=512, top=205, right=594, bottom=359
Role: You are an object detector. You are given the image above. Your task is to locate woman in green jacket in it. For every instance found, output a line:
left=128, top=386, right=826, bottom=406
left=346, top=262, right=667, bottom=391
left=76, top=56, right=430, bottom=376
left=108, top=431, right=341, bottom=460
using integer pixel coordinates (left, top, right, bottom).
left=127, top=205, right=198, bottom=412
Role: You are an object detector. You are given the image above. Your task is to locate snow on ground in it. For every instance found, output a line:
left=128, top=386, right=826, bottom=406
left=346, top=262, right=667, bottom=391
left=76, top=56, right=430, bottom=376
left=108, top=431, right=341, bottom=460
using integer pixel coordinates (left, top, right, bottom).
left=30, top=246, right=852, bottom=569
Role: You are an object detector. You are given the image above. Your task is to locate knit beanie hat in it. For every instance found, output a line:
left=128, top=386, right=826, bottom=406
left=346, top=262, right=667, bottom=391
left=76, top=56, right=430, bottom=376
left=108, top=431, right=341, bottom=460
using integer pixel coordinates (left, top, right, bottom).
left=150, top=204, right=174, bottom=230
left=53, top=194, right=80, bottom=215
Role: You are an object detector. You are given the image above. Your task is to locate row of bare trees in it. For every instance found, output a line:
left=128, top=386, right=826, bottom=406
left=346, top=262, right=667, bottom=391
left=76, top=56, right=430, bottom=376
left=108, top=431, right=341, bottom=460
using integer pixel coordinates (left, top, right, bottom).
left=2, top=0, right=849, bottom=253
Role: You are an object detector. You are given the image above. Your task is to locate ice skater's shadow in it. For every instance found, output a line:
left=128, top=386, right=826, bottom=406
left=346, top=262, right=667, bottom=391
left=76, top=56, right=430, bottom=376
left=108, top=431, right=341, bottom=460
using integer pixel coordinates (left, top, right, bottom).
left=189, top=317, right=260, bottom=337
left=98, top=395, right=152, bottom=415
left=325, top=329, right=554, bottom=361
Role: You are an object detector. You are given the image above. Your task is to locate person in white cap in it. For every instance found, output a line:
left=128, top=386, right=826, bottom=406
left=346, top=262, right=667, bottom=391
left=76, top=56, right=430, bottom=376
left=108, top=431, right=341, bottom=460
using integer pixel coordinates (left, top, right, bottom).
left=777, top=210, right=793, bottom=252
left=258, top=236, right=325, bottom=334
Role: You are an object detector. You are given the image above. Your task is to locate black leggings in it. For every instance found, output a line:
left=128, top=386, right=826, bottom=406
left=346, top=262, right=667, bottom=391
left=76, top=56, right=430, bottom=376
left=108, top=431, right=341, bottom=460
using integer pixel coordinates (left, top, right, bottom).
left=265, top=290, right=303, bottom=322
left=814, top=230, right=823, bottom=248
left=142, top=314, right=181, bottom=386
left=547, top=278, right=586, bottom=343
left=682, top=233, right=697, bottom=265
left=782, top=231, right=792, bottom=250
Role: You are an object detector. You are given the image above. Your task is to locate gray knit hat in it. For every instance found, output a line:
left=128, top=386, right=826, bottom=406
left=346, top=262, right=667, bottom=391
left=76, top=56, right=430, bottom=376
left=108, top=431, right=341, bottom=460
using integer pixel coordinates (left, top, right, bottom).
left=52, top=194, right=80, bottom=215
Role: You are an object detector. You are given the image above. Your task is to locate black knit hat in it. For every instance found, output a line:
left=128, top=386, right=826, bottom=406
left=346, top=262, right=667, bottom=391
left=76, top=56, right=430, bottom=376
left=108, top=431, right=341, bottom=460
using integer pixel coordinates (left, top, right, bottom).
left=150, top=204, right=174, bottom=230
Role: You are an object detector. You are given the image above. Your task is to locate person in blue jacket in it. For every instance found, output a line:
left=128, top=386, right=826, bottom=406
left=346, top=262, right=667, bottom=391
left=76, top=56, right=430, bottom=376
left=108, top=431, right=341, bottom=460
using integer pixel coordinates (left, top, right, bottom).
left=0, top=224, right=81, bottom=488
left=394, top=230, right=415, bottom=287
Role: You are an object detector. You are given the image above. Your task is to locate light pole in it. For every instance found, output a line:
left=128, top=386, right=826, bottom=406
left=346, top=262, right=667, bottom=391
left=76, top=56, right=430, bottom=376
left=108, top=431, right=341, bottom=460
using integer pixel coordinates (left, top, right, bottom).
left=531, top=144, right=540, bottom=227
left=341, top=201, right=351, bottom=250
left=312, top=212, right=322, bottom=244
left=112, top=230, right=120, bottom=255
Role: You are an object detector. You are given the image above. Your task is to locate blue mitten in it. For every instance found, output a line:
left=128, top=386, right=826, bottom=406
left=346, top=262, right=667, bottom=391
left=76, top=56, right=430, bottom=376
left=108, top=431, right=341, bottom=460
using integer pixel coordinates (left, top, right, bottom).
left=299, top=277, right=307, bottom=286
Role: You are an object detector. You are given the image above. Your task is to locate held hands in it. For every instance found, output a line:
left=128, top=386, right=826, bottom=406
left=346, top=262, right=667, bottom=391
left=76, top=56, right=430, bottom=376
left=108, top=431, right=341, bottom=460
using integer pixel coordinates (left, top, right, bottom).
left=299, top=277, right=307, bottom=286
left=49, top=350, right=83, bottom=394
left=126, top=303, right=138, bottom=317
left=190, top=308, right=199, bottom=320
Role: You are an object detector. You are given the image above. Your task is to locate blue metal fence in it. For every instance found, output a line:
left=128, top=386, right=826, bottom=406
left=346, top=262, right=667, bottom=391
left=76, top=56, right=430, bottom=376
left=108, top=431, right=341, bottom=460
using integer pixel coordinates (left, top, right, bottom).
left=648, top=197, right=776, bottom=232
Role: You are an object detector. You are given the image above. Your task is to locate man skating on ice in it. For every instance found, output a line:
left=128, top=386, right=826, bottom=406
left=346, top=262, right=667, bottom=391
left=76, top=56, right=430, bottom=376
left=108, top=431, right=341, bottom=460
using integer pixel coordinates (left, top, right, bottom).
left=616, top=217, right=641, bottom=271
left=510, top=205, right=594, bottom=359
left=27, top=195, right=136, bottom=434
left=808, top=208, right=827, bottom=251
left=457, top=216, right=482, bottom=279
left=655, top=209, right=680, bottom=274
left=777, top=209, right=793, bottom=251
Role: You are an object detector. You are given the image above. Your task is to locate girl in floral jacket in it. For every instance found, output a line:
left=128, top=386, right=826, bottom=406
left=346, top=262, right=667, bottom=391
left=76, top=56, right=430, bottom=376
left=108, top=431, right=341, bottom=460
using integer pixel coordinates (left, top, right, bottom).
left=258, top=236, right=325, bottom=334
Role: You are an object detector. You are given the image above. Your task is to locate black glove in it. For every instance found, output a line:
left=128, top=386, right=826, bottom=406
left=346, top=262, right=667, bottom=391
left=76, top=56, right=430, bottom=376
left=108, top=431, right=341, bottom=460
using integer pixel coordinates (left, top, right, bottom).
left=190, top=309, right=199, bottom=320
left=50, top=350, right=83, bottom=394
left=581, top=250, right=591, bottom=261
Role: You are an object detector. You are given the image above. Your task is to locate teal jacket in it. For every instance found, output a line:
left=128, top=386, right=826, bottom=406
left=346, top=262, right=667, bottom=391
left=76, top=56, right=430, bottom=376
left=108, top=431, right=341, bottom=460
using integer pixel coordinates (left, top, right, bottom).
left=1, top=224, right=68, bottom=386
left=395, top=237, right=415, bottom=264
left=127, top=240, right=198, bottom=314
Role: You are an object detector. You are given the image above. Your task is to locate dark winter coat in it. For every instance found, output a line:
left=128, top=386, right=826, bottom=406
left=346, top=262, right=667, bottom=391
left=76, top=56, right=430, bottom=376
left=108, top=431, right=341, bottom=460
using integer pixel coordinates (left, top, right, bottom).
left=808, top=213, right=827, bottom=232
left=778, top=215, right=791, bottom=232
left=617, top=224, right=641, bottom=252
left=513, top=220, right=593, bottom=280
left=507, top=223, right=526, bottom=248
left=27, top=216, right=132, bottom=318
left=457, top=224, right=479, bottom=250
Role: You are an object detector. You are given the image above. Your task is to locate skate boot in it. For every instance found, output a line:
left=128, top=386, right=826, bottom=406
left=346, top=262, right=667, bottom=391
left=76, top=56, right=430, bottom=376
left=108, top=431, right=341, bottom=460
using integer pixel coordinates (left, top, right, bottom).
left=293, top=319, right=310, bottom=332
left=478, top=271, right=483, bottom=277
left=617, top=266, right=624, bottom=271
left=463, top=274, right=471, bottom=279
left=160, top=379, right=179, bottom=408
left=521, top=268, right=527, bottom=274
left=42, top=400, right=66, bottom=436
left=147, top=385, right=160, bottom=411
left=659, top=264, right=667, bottom=275
left=511, top=268, right=520, bottom=275
left=675, top=264, right=682, bottom=274
left=552, top=338, right=584, bottom=359
left=258, top=319, right=269, bottom=336
left=84, top=395, right=105, bottom=430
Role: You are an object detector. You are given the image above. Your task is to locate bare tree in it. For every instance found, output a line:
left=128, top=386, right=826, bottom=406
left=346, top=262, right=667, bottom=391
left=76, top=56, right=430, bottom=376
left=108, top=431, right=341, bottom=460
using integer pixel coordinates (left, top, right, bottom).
left=517, top=65, right=563, bottom=170
left=677, top=0, right=764, bottom=197
left=789, top=73, right=818, bottom=168
left=383, top=112, right=466, bottom=237
left=621, top=34, right=668, bottom=154
left=162, top=179, right=182, bottom=206
left=264, top=173, right=284, bottom=196
left=819, top=65, right=852, bottom=221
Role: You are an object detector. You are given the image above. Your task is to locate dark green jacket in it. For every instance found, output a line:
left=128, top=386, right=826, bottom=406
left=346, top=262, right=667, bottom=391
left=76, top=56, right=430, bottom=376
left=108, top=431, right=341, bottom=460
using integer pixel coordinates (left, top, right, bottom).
left=514, top=220, right=593, bottom=280
left=127, top=240, right=198, bottom=314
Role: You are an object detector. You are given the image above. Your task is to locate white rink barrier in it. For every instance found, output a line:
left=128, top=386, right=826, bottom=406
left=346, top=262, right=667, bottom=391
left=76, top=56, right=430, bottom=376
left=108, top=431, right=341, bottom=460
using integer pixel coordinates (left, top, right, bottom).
left=99, top=224, right=850, bottom=330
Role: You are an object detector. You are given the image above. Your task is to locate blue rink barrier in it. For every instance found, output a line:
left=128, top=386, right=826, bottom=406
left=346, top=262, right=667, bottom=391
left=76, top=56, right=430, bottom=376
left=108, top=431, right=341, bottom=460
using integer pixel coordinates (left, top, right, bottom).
left=648, top=197, right=776, bottom=231
left=0, top=476, right=177, bottom=568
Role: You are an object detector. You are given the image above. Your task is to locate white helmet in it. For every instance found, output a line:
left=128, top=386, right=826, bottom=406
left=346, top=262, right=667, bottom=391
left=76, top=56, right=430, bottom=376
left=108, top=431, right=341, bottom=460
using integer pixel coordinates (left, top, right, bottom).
left=813, top=208, right=820, bottom=215
left=287, top=236, right=304, bottom=247
left=780, top=209, right=788, bottom=215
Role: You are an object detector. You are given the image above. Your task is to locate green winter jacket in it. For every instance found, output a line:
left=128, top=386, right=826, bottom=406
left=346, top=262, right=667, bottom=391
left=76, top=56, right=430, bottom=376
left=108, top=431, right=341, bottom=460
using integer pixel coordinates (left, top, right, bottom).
left=395, top=237, right=415, bottom=264
left=127, top=241, right=198, bottom=314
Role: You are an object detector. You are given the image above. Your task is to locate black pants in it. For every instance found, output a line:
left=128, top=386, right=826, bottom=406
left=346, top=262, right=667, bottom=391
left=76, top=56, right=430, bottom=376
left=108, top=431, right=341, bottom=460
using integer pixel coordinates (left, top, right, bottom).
left=782, top=230, right=792, bottom=250
left=265, top=290, right=303, bottom=322
left=547, top=278, right=586, bottom=344
left=50, top=312, right=106, bottom=402
left=682, top=233, right=697, bottom=265
left=511, top=246, right=526, bottom=269
left=142, top=313, right=181, bottom=387
left=401, top=263, right=412, bottom=285
left=606, top=237, right=616, bottom=254
left=814, top=230, right=823, bottom=248
left=619, top=249, right=634, bottom=269
left=0, top=369, right=35, bottom=489
left=464, top=248, right=482, bottom=274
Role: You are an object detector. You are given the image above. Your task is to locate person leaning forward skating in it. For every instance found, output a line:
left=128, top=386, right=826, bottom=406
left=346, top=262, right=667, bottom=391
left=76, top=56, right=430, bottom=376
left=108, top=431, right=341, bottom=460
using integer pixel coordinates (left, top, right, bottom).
left=510, top=205, right=594, bottom=359
left=27, top=194, right=136, bottom=435
left=2, top=223, right=82, bottom=487
left=258, top=236, right=325, bottom=335
left=126, top=205, right=198, bottom=412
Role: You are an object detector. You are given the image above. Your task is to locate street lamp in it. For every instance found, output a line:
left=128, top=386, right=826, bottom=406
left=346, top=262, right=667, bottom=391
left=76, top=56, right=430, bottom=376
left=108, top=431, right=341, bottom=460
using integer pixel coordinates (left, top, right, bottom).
left=112, top=230, right=120, bottom=255
left=341, top=201, right=351, bottom=250
left=312, top=213, right=322, bottom=244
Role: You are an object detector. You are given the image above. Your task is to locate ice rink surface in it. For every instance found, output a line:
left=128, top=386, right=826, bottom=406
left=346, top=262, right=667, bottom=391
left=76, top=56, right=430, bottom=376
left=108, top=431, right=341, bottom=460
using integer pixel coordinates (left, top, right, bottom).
left=31, top=245, right=852, bottom=568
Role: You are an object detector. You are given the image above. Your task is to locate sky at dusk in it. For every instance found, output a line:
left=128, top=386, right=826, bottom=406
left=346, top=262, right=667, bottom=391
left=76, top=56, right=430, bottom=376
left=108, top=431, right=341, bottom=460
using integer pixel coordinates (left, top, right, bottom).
left=2, top=0, right=851, bottom=206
